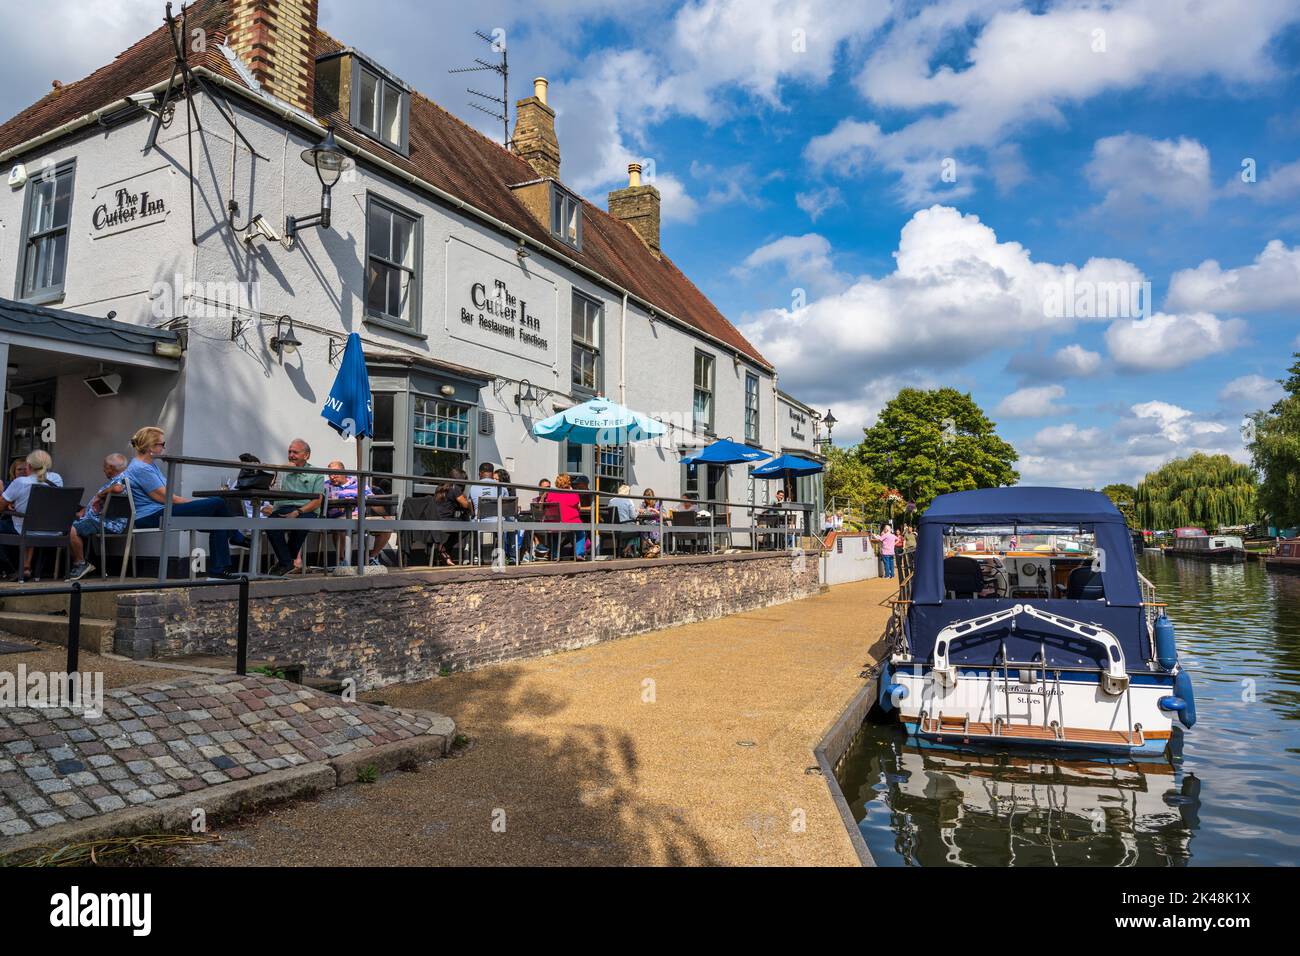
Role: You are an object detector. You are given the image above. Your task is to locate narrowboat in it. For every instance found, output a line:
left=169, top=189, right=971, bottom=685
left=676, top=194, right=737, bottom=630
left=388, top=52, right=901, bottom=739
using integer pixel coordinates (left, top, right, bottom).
left=1161, top=527, right=1246, bottom=563
left=876, top=488, right=1195, bottom=761
left=1265, top=538, right=1300, bottom=574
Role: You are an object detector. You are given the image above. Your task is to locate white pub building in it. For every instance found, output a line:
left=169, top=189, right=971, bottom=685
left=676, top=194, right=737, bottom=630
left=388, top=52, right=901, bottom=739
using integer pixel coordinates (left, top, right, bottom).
left=0, top=0, right=826, bottom=553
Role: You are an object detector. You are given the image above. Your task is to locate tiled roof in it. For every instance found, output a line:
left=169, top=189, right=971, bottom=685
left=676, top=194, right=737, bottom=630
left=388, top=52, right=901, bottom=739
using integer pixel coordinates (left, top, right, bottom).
left=0, top=0, right=770, bottom=369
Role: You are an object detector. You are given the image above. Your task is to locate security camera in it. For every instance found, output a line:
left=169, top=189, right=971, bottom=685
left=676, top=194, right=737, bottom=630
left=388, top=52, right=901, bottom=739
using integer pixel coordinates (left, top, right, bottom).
left=128, top=92, right=157, bottom=107
left=245, top=214, right=283, bottom=245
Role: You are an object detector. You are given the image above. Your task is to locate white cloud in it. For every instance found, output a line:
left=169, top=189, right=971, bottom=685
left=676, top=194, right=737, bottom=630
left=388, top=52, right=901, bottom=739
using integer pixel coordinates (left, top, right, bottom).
left=651, top=173, right=702, bottom=224
left=555, top=0, right=891, bottom=194
left=795, top=186, right=844, bottom=221
left=1085, top=134, right=1211, bottom=216
left=1225, top=157, right=1300, bottom=202
left=1016, top=400, right=1241, bottom=487
left=740, top=205, right=1146, bottom=398
left=1007, top=343, right=1103, bottom=382
left=1104, top=312, right=1245, bottom=371
left=995, top=385, right=1068, bottom=419
left=1219, top=374, right=1285, bottom=409
left=808, top=0, right=1300, bottom=204
left=731, top=233, right=846, bottom=294
left=1166, top=240, right=1300, bottom=313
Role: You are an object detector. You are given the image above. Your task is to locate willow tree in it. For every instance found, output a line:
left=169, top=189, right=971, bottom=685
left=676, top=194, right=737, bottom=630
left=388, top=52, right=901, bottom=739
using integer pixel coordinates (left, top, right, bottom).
left=1136, top=453, right=1259, bottom=530
left=1248, top=352, right=1300, bottom=528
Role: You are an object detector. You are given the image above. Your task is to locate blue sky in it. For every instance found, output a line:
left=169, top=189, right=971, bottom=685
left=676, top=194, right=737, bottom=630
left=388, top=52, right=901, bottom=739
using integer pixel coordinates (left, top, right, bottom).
left=4, top=0, right=1299, bottom=487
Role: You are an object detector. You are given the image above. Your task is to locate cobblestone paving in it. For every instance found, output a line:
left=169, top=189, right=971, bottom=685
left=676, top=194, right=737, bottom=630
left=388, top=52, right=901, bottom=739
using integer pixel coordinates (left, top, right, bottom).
left=0, top=674, right=441, bottom=841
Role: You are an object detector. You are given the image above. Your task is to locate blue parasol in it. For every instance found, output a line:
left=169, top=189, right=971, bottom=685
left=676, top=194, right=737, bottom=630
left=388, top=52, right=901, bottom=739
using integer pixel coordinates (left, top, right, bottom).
left=321, top=332, right=373, bottom=440
left=681, top=437, right=770, bottom=466
left=751, top=453, right=824, bottom=480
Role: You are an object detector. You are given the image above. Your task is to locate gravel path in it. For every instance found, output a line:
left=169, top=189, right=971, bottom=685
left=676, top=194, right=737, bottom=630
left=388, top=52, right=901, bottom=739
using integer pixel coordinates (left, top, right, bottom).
left=171, top=577, right=892, bottom=866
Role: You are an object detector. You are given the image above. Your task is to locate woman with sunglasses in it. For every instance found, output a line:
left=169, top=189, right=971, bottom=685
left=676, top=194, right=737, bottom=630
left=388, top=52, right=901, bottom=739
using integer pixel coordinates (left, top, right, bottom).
left=123, top=426, right=239, bottom=578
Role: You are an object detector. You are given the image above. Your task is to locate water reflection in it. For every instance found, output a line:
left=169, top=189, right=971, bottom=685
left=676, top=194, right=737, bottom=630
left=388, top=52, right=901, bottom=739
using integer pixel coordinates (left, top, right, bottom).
left=838, top=724, right=1199, bottom=867
left=837, top=554, right=1300, bottom=866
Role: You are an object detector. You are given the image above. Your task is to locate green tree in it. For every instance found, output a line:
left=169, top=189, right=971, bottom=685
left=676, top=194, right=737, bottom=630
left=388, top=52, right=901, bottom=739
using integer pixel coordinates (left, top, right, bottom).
left=1100, top=483, right=1139, bottom=526
left=823, top=445, right=886, bottom=513
left=1135, top=453, right=1258, bottom=530
left=1248, top=352, right=1300, bottom=529
left=859, top=387, right=1019, bottom=510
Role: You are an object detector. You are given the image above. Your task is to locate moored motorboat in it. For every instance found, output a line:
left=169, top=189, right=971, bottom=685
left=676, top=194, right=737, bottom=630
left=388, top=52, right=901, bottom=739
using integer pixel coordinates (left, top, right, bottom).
left=1265, top=538, right=1300, bottom=574
left=1161, top=527, right=1246, bottom=563
left=876, top=487, right=1194, bottom=761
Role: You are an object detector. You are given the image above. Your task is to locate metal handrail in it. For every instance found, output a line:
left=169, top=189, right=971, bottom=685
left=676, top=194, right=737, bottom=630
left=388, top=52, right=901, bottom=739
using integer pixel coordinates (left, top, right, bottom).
left=4, top=576, right=251, bottom=678
left=150, top=454, right=816, bottom=580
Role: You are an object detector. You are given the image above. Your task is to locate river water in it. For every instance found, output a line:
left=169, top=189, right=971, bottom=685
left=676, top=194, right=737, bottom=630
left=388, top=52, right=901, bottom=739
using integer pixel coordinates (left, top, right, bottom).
left=835, top=553, right=1300, bottom=866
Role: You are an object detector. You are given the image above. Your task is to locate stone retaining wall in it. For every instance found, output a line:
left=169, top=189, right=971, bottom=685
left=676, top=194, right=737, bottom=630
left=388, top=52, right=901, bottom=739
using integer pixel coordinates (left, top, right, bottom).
left=115, top=553, right=822, bottom=689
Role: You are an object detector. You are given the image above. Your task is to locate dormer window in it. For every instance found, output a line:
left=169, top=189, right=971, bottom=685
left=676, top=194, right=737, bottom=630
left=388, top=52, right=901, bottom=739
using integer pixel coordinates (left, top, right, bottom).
left=316, top=50, right=410, bottom=156
left=550, top=183, right=582, bottom=250
left=355, top=64, right=407, bottom=152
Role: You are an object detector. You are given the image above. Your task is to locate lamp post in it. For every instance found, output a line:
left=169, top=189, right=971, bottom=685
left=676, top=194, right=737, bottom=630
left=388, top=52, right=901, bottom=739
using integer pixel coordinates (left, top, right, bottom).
left=285, top=128, right=354, bottom=241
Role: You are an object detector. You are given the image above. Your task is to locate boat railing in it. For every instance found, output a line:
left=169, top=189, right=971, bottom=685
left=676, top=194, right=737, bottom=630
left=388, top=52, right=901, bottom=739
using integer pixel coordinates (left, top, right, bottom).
left=1137, top=571, right=1163, bottom=631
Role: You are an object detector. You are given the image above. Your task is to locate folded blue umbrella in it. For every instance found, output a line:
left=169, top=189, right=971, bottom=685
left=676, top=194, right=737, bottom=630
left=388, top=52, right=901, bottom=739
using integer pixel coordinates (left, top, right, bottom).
left=532, top=395, right=665, bottom=445
left=321, top=332, right=374, bottom=439
left=681, top=437, right=771, bottom=465
left=751, top=453, right=823, bottom=480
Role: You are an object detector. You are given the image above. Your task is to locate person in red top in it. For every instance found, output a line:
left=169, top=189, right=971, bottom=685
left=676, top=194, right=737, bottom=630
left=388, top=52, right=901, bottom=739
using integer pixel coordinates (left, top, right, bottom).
left=549, top=474, right=588, bottom=558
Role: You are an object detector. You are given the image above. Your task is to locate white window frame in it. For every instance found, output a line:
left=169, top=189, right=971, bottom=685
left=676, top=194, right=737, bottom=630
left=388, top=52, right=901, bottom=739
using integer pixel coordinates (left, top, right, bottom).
left=365, top=194, right=422, bottom=332
left=693, top=350, right=715, bottom=435
left=550, top=183, right=582, bottom=250
left=744, top=372, right=760, bottom=443
left=352, top=60, right=410, bottom=155
left=17, top=159, right=75, bottom=303
left=571, top=290, right=602, bottom=395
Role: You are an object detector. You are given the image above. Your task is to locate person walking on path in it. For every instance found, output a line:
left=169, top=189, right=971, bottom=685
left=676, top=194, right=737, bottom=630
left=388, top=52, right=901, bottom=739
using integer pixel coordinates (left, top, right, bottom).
left=880, top=523, right=898, bottom=579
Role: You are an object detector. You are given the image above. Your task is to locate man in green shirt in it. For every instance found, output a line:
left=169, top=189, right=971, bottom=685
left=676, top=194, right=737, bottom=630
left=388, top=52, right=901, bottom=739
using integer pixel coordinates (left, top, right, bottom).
left=263, top=438, right=325, bottom=575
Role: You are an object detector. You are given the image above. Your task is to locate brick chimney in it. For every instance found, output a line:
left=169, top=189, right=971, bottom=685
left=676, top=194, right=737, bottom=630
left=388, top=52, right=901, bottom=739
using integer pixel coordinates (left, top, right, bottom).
left=513, top=77, right=560, bottom=179
left=608, top=162, right=661, bottom=257
left=227, top=0, right=319, bottom=113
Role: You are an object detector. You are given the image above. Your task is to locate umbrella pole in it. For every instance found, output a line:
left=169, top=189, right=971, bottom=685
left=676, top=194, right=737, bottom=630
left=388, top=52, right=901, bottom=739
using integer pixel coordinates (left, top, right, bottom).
left=355, top=437, right=365, bottom=576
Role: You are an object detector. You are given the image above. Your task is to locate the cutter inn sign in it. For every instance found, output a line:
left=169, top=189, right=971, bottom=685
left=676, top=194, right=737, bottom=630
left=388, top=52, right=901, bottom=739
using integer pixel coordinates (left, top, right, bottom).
left=462, top=278, right=549, bottom=353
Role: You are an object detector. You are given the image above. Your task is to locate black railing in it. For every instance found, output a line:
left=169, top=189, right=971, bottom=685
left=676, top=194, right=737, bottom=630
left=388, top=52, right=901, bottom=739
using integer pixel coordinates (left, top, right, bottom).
left=4, top=576, right=250, bottom=677
left=151, top=454, right=816, bottom=580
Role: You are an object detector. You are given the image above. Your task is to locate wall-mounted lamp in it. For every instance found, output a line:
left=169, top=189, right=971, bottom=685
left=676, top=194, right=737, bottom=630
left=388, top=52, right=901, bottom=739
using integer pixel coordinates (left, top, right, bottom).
left=817, top=408, right=837, bottom=449
left=648, top=310, right=658, bottom=331
left=514, top=379, right=540, bottom=408
left=270, top=315, right=301, bottom=356
left=516, top=238, right=530, bottom=260
left=439, top=384, right=456, bottom=397
left=285, top=127, right=353, bottom=242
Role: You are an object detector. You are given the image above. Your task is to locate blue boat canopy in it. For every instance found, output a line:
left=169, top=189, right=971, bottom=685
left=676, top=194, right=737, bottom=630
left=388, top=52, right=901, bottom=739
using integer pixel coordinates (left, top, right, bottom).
left=913, top=487, right=1141, bottom=607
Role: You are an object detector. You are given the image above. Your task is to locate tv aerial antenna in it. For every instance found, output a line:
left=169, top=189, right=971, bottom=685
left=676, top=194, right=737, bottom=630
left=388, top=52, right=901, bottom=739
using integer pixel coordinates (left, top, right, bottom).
left=449, top=30, right=509, bottom=147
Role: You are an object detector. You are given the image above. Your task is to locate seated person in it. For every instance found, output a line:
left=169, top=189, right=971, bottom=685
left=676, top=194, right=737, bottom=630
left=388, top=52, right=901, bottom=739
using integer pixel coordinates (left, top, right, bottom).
left=65, top=452, right=130, bottom=581
left=468, top=461, right=500, bottom=514
left=261, top=438, right=325, bottom=575
left=325, top=460, right=393, bottom=567
left=121, top=426, right=238, bottom=579
left=548, top=474, right=587, bottom=558
left=0, top=449, right=67, bottom=581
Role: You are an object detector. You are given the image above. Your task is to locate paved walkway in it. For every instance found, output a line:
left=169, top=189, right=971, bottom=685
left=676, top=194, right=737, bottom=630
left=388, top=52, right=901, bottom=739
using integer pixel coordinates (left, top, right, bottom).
left=0, top=673, right=449, bottom=841
left=174, top=577, right=893, bottom=866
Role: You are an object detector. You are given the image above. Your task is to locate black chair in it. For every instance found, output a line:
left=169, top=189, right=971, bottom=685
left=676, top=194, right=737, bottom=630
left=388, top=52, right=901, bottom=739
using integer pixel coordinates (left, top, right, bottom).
left=668, top=509, right=700, bottom=555
left=942, top=555, right=984, bottom=598
left=1066, top=565, right=1105, bottom=600
left=0, top=485, right=84, bottom=580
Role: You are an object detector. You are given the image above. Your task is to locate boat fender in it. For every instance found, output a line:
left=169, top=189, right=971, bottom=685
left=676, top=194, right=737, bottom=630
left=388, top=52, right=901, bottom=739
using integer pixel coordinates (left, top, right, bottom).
left=1154, top=613, right=1178, bottom=670
left=1173, top=669, right=1197, bottom=728
left=878, top=668, right=909, bottom=711
left=1158, top=696, right=1186, bottom=714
